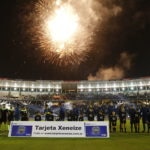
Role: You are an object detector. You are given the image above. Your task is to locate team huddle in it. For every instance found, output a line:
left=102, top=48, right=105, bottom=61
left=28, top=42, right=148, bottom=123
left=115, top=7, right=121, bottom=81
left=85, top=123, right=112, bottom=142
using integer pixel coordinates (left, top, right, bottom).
left=0, top=102, right=150, bottom=133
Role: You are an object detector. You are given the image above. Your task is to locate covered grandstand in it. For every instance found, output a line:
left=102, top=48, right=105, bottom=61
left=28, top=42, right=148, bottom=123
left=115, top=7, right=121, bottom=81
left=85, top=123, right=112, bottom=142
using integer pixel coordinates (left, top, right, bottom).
left=0, top=77, right=149, bottom=101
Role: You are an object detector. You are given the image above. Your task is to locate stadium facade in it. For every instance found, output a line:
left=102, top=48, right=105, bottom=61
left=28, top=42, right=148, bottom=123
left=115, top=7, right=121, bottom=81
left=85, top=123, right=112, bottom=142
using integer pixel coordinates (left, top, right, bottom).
left=0, top=77, right=150, bottom=101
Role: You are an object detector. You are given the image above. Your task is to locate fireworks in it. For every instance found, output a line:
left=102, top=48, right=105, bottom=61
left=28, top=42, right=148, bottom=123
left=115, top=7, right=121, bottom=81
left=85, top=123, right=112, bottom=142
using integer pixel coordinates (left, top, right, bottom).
left=26, top=0, right=101, bottom=66
left=46, top=4, right=78, bottom=45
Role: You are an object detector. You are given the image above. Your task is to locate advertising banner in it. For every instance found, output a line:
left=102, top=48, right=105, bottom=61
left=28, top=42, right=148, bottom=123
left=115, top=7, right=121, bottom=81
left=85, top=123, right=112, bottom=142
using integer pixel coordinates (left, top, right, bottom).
left=84, top=122, right=109, bottom=138
left=8, top=121, right=109, bottom=138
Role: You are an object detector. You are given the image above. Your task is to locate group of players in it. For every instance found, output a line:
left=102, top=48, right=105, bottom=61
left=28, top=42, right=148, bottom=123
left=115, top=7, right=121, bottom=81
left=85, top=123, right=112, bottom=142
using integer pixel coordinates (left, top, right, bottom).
left=83, top=104, right=150, bottom=133
left=0, top=102, right=150, bottom=133
left=0, top=104, right=28, bottom=131
left=109, top=105, right=150, bottom=133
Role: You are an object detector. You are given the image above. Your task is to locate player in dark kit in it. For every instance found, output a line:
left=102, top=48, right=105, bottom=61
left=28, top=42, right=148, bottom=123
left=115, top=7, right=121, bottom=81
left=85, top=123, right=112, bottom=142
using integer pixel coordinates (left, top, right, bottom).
left=146, top=107, right=150, bottom=133
left=129, top=106, right=136, bottom=132
left=134, top=108, right=141, bottom=133
left=0, top=104, right=8, bottom=131
left=97, top=110, right=105, bottom=121
left=44, top=104, right=53, bottom=121
left=34, top=111, right=42, bottom=121
left=44, top=105, right=51, bottom=114
left=8, top=105, right=14, bottom=123
left=87, top=106, right=95, bottom=121
left=20, top=106, right=28, bottom=121
left=141, top=104, right=148, bottom=132
left=0, top=105, right=2, bottom=131
left=119, top=107, right=127, bottom=132
left=72, top=104, right=79, bottom=121
left=108, top=102, right=116, bottom=132
left=78, top=112, right=84, bottom=121
left=110, top=111, right=117, bottom=132
left=7, top=105, right=14, bottom=130
left=45, top=112, right=54, bottom=121
left=14, top=104, right=20, bottom=121
left=59, top=104, right=65, bottom=121
left=67, top=110, right=73, bottom=121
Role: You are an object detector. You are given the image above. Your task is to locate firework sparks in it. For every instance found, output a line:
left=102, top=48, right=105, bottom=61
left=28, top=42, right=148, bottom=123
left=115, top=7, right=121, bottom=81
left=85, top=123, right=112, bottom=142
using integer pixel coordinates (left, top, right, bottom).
left=25, top=0, right=101, bottom=66
left=46, top=4, right=79, bottom=45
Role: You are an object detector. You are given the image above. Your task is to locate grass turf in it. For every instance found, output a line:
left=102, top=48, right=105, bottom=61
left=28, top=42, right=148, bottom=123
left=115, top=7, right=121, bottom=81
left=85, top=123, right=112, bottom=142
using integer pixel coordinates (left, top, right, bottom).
left=0, top=133, right=149, bottom=150
left=0, top=120, right=149, bottom=150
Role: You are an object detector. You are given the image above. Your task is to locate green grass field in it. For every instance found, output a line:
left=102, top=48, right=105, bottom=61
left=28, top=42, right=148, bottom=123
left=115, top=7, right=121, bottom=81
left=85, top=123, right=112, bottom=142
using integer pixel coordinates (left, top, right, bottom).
left=0, top=120, right=149, bottom=150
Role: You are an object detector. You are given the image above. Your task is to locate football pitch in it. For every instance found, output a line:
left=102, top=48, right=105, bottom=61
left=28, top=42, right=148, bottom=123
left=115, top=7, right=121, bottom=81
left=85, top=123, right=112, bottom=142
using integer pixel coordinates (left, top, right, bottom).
left=0, top=121, right=149, bottom=150
left=0, top=133, right=149, bottom=150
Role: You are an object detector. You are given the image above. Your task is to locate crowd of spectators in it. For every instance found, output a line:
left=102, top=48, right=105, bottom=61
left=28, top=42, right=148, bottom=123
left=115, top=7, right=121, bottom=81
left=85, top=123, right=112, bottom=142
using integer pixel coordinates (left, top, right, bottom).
left=0, top=91, right=149, bottom=102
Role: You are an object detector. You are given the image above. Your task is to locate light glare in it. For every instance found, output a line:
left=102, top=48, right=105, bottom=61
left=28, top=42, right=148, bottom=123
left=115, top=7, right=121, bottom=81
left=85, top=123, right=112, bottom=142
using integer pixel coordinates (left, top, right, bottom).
left=46, top=5, right=78, bottom=45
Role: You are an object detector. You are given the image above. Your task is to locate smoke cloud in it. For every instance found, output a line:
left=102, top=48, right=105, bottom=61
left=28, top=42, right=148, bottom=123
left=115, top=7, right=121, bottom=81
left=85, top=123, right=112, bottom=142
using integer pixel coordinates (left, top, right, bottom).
left=87, top=52, right=134, bottom=81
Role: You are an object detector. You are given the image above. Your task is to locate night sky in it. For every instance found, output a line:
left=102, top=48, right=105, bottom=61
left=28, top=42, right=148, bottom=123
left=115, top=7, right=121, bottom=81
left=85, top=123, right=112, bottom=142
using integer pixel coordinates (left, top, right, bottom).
left=0, top=0, right=150, bottom=81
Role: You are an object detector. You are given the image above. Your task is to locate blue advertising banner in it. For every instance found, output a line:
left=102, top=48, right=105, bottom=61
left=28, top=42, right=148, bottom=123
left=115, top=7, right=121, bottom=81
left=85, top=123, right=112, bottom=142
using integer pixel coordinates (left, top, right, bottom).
left=11, top=125, right=32, bottom=137
left=84, top=122, right=109, bottom=138
left=85, top=126, right=107, bottom=137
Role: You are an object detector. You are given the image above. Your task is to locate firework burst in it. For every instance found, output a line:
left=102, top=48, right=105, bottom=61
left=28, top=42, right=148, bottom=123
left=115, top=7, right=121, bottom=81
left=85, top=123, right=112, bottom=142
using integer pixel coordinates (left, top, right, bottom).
left=25, top=0, right=101, bottom=66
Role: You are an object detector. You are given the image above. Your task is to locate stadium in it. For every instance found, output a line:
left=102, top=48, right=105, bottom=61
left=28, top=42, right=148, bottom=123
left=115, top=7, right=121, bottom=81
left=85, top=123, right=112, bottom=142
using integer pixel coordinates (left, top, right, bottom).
left=0, top=77, right=150, bottom=150
left=0, top=0, right=150, bottom=150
